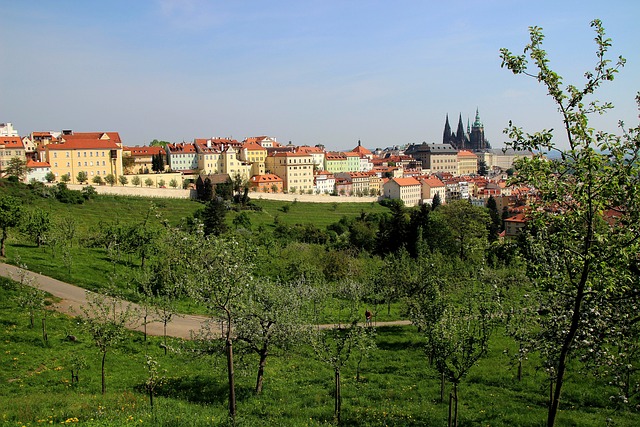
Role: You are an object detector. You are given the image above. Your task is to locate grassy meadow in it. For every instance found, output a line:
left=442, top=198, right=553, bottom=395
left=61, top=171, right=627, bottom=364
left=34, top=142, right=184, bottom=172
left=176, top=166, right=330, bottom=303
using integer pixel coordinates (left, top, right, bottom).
left=1, top=278, right=637, bottom=427
left=1, top=182, right=639, bottom=426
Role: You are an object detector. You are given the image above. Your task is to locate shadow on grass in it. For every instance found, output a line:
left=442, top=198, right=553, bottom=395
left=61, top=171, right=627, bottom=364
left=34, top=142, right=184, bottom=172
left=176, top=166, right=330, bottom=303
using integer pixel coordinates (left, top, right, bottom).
left=140, top=375, right=254, bottom=404
left=375, top=326, right=423, bottom=352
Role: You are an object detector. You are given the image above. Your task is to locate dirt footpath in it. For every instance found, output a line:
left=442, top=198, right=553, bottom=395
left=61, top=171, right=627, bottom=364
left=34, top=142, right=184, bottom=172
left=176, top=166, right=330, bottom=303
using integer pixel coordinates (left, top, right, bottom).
left=0, top=263, right=411, bottom=338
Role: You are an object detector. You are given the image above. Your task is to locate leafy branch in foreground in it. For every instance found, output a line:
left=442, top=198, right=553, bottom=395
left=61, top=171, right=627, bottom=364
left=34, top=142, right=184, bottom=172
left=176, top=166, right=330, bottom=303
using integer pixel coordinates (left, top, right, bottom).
left=500, top=19, right=640, bottom=427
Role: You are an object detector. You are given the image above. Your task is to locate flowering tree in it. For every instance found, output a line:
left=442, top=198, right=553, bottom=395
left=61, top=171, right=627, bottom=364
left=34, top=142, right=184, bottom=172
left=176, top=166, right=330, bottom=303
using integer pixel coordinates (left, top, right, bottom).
left=500, top=19, right=640, bottom=426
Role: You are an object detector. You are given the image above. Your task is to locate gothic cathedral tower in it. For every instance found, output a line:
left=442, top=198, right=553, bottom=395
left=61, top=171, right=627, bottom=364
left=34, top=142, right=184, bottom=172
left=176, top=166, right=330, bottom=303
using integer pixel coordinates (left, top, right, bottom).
left=442, top=109, right=490, bottom=151
left=469, top=108, right=489, bottom=150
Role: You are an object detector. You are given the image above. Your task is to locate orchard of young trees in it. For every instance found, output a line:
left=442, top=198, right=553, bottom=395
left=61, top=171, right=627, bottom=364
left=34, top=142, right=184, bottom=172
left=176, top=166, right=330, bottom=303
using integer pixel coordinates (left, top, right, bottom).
left=0, top=20, right=638, bottom=427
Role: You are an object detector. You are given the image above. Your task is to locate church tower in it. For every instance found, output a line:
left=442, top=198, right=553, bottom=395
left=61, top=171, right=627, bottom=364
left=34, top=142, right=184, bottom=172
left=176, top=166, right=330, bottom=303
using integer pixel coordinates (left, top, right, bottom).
left=455, top=114, right=467, bottom=149
left=443, top=114, right=452, bottom=145
left=469, top=108, right=489, bottom=150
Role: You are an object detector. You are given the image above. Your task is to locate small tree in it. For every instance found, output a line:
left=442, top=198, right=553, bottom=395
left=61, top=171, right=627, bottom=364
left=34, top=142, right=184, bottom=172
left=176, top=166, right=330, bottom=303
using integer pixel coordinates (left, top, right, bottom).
left=92, top=175, right=103, bottom=185
left=157, top=179, right=165, bottom=188
left=232, top=211, right=251, bottom=230
left=76, top=171, right=88, bottom=184
left=234, top=278, right=310, bottom=394
left=144, top=356, right=165, bottom=408
left=0, top=195, right=22, bottom=257
left=309, top=279, right=368, bottom=423
left=200, top=197, right=228, bottom=236
left=45, top=171, right=56, bottom=183
left=500, top=19, right=639, bottom=427
left=12, top=262, right=46, bottom=332
left=118, top=175, right=129, bottom=186
left=5, top=157, right=27, bottom=180
left=169, top=178, right=178, bottom=189
left=132, top=176, right=141, bottom=187
left=104, top=174, right=116, bottom=186
left=60, top=173, right=71, bottom=183
left=145, top=178, right=154, bottom=187
left=189, top=236, right=256, bottom=420
left=81, top=290, right=136, bottom=394
left=22, top=207, right=51, bottom=248
left=429, top=281, right=498, bottom=427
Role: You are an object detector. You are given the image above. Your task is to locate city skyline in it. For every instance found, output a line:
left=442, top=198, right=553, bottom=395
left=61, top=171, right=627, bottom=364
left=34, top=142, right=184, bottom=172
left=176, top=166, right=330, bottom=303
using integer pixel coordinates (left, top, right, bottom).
left=1, top=1, right=638, bottom=151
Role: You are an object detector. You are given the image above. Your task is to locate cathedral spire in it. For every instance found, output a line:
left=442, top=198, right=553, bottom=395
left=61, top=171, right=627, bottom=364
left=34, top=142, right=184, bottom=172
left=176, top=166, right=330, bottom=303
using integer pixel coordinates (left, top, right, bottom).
left=473, top=108, right=482, bottom=127
left=443, top=114, right=452, bottom=144
left=456, top=114, right=465, bottom=149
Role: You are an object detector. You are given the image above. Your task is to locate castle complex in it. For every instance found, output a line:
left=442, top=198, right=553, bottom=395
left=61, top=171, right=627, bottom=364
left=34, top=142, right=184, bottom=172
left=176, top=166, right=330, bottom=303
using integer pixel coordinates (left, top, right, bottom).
left=442, top=109, right=490, bottom=151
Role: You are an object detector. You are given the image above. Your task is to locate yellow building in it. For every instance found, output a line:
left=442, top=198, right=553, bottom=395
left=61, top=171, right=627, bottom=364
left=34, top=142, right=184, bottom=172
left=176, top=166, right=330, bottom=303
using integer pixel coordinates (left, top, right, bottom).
left=240, top=140, right=267, bottom=176
left=45, top=132, right=123, bottom=183
left=382, top=177, right=422, bottom=207
left=0, top=136, right=26, bottom=176
left=457, top=150, right=478, bottom=176
left=265, top=152, right=314, bottom=193
left=122, top=145, right=166, bottom=174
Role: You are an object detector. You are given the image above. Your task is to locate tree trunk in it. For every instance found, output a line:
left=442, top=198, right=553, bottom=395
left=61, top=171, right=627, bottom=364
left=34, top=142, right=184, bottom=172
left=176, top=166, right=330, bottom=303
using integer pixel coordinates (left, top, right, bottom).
left=255, top=348, right=268, bottom=394
left=448, top=391, right=453, bottom=427
left=1, top=229, right=7, bottom=258
left=518, top=358, right=522, bottom=382
left=101, top=352, right=107, bottom=395
left=547, top=270, right=589, bottom=426
left=227, top=338, right=236, bottom=419
left=163, top=321, right=167, bottom=355
left=440, top=372, right=446, bottom=403
left=453, top=383, right=459, bottom=427
left=334, top=368, right=342, bottom=423
left=42, top=318, right=48, bottom=343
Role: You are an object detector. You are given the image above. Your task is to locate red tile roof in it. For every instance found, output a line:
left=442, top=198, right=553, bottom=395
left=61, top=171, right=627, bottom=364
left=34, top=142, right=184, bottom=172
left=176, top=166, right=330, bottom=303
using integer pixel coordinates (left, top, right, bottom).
left=250, top=174, right=283, bottom=183
left=46, top=140, right=120, bottom=150
left=0, top=137, right=24, bottom=148
left=61, top=132, right=122, bottom=144
left=457, top=150, right=477, bottom=158
left=421, top=177, right=445, bottom=187
left=352, top=144, right=372, bottom=155
left=26, top=160, right=50, bottom=168
left=123, top=146, right=166, bottom=156
left=242, top=141, right=266, bottom=151
left=167, top=142, right=196, bottom=153
left=391, top=177, right=421, bottom=187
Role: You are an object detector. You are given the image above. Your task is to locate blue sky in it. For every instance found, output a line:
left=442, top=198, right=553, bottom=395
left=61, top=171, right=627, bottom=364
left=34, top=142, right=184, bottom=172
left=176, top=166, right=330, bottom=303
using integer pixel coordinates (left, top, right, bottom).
left=1, top=0, right=638, bottom=151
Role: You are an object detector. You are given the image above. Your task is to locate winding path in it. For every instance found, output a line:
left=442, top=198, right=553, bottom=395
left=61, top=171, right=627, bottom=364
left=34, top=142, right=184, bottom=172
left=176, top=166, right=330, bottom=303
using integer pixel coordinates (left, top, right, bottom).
left=0, top=262, right=411, bottom=339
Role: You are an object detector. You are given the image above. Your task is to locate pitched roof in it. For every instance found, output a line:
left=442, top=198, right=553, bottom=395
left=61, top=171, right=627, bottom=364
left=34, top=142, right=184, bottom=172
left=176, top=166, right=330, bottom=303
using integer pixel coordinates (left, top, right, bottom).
left=0, top=137, right=24, bottom=148
left=250, top=174, right=283, bottom=183
left=391, top=177, right=421, bottom=187
left=421, top=177, right=445, bottom=187
left=61, top=132, right=122, bottom=144
left=352, top=143, right=372, bottom=155
left=46, top=139, right=120, bottom=150
left=167, top=142, right=196, bottom=153
left=457, top=150, right=478, bottom=158
left=26, top=160, right=51, bottom=168
left=505, top=213, right=528, bottom=223
left=269, top=151, right=311, bottom=158
left=325, top=152, right=347, bottom=160
left=242, top=141, right=266, bottom=151
left=296, top=145, right=324, bottom=154
left=123, top=146, right=166, bottom=156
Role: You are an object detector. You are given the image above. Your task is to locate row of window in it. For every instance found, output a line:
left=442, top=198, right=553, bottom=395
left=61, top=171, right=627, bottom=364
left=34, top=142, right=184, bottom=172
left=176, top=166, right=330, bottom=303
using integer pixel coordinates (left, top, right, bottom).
left=0, top=150, right=24, bottom=156
left=53, top=161, right=108, bottom=167
left=53, top=151, right=106, bottom=158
